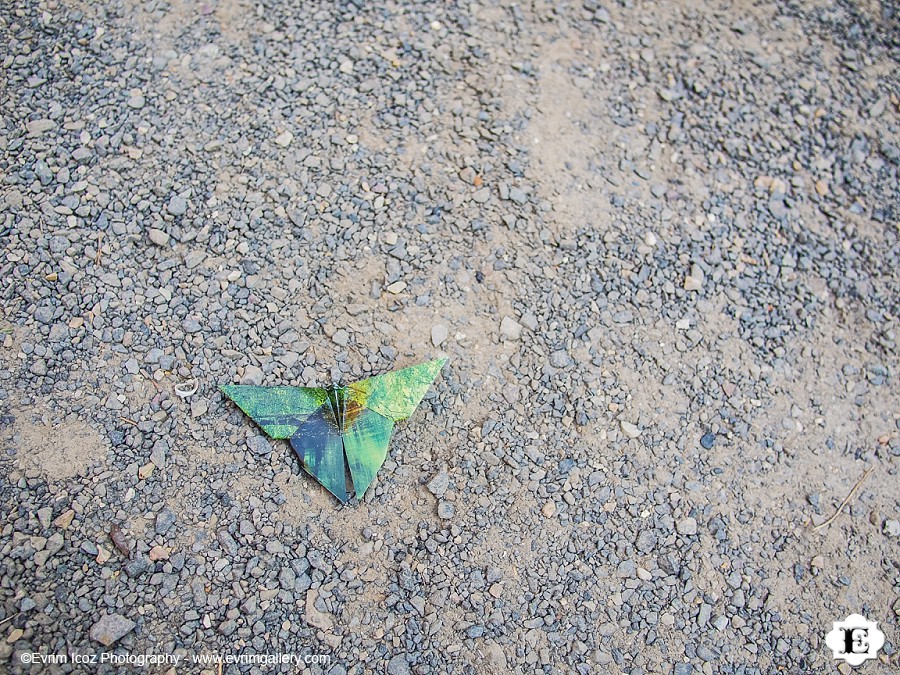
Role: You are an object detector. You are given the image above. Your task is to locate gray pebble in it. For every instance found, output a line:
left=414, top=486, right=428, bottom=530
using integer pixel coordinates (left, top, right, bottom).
left=183, top=318, right=201, bottom=333
left=247, top=435, right=272, bottom=456
left=89, top=613, right=136, bottom=646
left=500, top=316, right=523, bottom=340
left=427, top=470, right=450, bottom=497
left=155, top=509, right=176, bottom=535
left=37, top=508, right=53, bottom=530
left=472, top=187, right=491, bottom=203
left=387, top=655, right=410, bottom=675
left=677, top=517, right=698, bottom=536
left=148, top=229, right=169, bottom=246
left=124, top=557, right=150, bottom=578
left=508, top=187, right=528, bottom=204
left=217, top=530, right=239, bottom=557
left=697, top=602, right=712, bottom=627
left=697, top=646, right=718, bottom=662
left=149, top=440, right=167, bottom=469
left=167, top=195, right=187, bottom=216
left=550, top=350, right=572, bottom=368
left=241, top=366, right=264, bottom=386
left=29, top=359, right=48, bottom=376
left=332, top=329, right=349, bottom=347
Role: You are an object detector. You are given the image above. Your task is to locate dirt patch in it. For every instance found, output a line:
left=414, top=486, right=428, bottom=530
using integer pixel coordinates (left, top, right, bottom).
left=2, top=405, right=108, bottom=481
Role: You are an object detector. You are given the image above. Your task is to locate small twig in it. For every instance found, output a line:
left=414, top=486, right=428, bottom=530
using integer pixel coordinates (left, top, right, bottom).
left=0, top=612, right=22, bottom=627
left=812, top=467, right=874, bottom=532
left=118, top=416, right=138, bottom=426
left=95, top=232, right=103, bottom=266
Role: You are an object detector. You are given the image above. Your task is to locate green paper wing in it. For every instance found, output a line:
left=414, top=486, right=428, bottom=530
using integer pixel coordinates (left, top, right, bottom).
left=343, top=407, right=394, bottom=500
left=220, top=385, right=327, bottom=439
left=349, top=357, right=448, bottom=421
left=290, top=403, right=349, bottom=502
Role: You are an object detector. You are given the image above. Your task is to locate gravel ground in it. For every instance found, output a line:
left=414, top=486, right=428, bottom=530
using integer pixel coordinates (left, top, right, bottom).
left=1, top=0, right=898, bottom=673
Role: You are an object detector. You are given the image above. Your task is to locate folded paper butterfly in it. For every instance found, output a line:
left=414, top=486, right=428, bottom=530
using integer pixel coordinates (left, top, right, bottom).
left=221, top=358, right=447, bottom=503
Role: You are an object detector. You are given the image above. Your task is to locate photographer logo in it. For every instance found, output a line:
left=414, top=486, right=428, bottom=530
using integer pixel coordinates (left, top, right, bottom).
left=825, top=614, right=885, bottom=667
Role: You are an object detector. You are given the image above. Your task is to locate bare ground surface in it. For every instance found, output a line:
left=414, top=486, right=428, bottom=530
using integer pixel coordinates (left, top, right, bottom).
left=0, top=0, right=898, bottom=674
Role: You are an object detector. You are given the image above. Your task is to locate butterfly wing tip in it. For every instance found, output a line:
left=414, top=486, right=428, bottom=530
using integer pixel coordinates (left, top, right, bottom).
left=219, top=385, right=239, bottom=399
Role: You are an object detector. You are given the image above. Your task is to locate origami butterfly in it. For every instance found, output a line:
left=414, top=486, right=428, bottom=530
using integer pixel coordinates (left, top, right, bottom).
left=221, top=358, right=447, bottom=503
